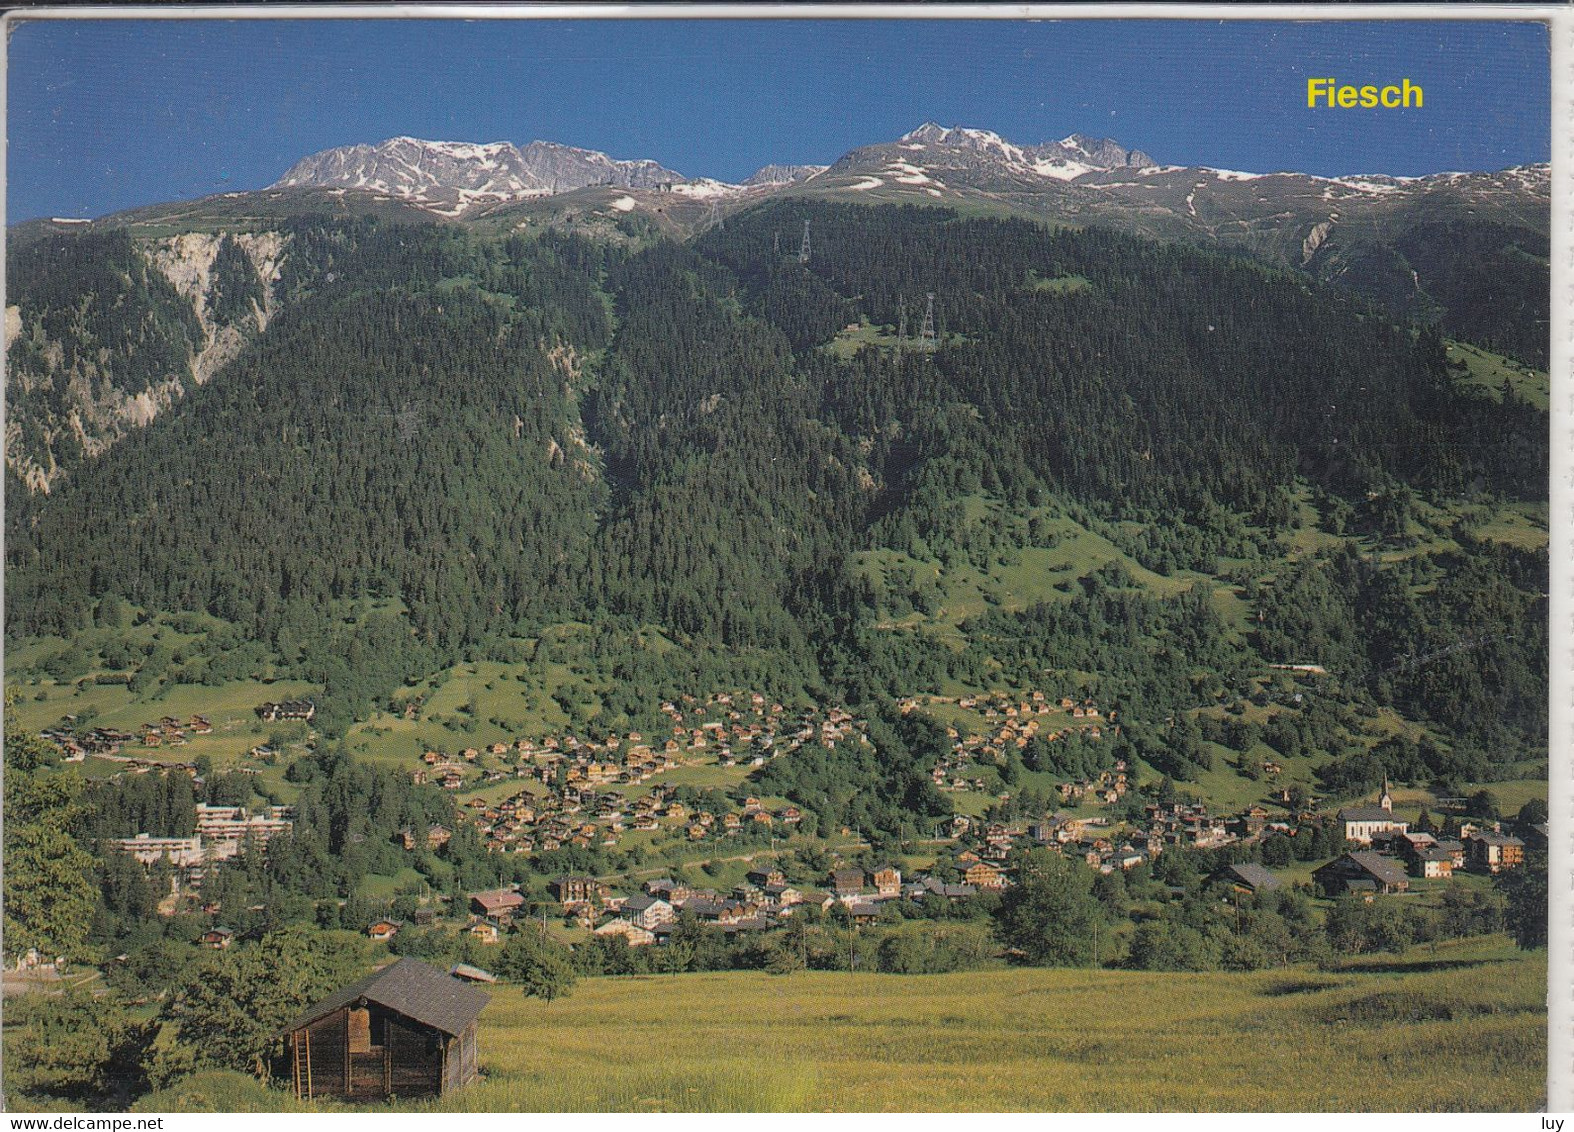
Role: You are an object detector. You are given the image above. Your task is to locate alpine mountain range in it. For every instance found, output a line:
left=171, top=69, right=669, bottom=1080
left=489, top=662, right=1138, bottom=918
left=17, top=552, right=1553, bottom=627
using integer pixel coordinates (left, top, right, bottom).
left=5, top=120, right=1549, bottom=493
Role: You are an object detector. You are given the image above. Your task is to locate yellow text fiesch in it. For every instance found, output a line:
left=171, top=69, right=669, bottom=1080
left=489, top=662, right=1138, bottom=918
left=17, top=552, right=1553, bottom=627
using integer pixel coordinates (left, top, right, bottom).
left=1307, top=78, right=1423, bottom=109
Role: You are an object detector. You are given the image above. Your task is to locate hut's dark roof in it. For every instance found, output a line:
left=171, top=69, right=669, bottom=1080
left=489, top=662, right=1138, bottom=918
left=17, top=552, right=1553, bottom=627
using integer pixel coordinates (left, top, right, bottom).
left=1217, top=863, right=1282, bottom=891
left=280, top=958, right=490, bottom=1038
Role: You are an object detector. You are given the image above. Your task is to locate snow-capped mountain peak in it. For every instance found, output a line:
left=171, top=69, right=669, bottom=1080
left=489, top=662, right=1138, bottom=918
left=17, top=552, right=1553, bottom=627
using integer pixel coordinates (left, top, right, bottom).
left=272, top=136, right=687, bottom=216
left=829, top=123, right=1158, bottom=191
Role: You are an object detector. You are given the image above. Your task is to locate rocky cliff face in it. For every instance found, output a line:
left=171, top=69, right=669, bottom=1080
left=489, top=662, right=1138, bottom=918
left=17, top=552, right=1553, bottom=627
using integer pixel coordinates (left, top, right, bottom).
left=742, top=163, right=828, bottom=187
left=5, top=230, right=288, bottom=492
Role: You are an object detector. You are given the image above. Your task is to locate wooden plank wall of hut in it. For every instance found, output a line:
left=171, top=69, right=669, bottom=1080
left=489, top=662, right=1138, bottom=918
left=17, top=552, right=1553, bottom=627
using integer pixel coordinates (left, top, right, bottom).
left=300, top=1014, right=348, bottom=1098
left=459, top=1020, right=479, bottom=1086
left=386, top=1015, right=444, bottom=1097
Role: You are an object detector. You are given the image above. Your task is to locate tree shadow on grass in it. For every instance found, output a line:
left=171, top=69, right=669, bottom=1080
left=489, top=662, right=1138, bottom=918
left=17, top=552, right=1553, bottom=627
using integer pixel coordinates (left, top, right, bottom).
left=1333, top=956, right=1507, bottom=976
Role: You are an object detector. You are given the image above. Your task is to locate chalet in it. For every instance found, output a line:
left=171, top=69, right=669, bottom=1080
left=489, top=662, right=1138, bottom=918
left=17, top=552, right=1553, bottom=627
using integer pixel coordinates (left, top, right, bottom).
left=256, top=699, right=316, bottom=723
left=550, top=875, right=597, bottom=906
left=594, top=919, right=656, bottom=946
left=1466, top=831, right=1525, bottom=874
left=1412, top=848, right=1454, bottom=879
left=279, top=958, right=489, bottom=1101
left=963, top=861, right=1006, bottom=890
left=467, top=919, right=501, bottom=945
left=646, top=878, right=693, bottom=904
left=984, top=824, right=1014, bottom=850
left=910, top=877, right=978, bottom=901
left=1102, top=846, right=1146, bottom=872
left=1396, top=831, right=1439, bottom=861
left=201, top=927, right=235, bottom=949
left=846, top=901, right=882, bottom=926
left=868, top=864, right=902, bottom=897
left=1229, top=806, right=1273, bottom=840
left=1313, top=852, right=1411, bottom=897
left=761, top=884, right=803, bottom=908
left=1437, top=839, right=1467, bottom=869
left=1210, top=863, right=1282, bottom=895
left=831, top=869, right=866, bottom=898
left=367, top=919, right=404, bottom=942
left=623, top=894, right=675, bottom=930
left=747, top=866, right=787, bottom=889
left=469, top=888, right=526, bottom=922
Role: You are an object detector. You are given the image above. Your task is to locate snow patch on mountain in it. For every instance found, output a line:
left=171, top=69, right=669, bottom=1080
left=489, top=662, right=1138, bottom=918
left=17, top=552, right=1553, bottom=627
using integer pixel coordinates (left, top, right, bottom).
left=670, top=179, right=744, bottom=199
left=1031, top=157, right=1095, bottom=181
left=880, top=123, right=1154, bottom=185
left=273, top=136, right=687, bottom=215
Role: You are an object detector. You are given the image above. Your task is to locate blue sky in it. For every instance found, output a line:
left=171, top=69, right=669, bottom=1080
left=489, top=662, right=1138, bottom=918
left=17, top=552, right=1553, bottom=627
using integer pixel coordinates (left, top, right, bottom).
left=6, top=17, right=1551, bottom=222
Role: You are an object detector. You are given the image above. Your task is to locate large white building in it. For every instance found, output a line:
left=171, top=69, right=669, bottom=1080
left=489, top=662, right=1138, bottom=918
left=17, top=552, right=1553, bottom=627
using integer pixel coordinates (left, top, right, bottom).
left=1337, top=781, right=1408, bottom=844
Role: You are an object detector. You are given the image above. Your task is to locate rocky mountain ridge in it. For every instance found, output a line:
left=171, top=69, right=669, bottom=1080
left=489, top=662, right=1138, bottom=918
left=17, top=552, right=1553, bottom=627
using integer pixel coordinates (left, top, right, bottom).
left=269, top=123, right=1173, bottom=216
left=6, top=124, right=1549, bottom=494
left=272, top=136, right=688, bottom=217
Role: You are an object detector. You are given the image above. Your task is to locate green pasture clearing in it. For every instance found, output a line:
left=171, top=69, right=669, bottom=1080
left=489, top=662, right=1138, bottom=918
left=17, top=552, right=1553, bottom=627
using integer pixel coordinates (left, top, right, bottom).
left=1024, top=272, right=1092, bottom=294
left=126, top=936, right=1543, bottom=1112
left=7, top=676, right=318, bottom=766
left=1460, top=777, right=1548, bottom=818
left=1445, top=340, right=1549, bottom=410
left=1464, top=501, right=1549, bottom=550
left=358, top=868, right=429, bottom=901
left=852, top=506, right=1200, bottom=635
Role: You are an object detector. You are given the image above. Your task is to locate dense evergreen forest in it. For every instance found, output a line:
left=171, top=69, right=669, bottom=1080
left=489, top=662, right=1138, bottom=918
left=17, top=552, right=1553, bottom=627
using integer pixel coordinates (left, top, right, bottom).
left=6, top=200, right=1548, bottom=778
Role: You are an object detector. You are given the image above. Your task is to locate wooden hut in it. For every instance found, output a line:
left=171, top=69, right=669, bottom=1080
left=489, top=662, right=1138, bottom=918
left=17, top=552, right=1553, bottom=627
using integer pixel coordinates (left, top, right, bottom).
left=279, top=958, right=490, bottom=1101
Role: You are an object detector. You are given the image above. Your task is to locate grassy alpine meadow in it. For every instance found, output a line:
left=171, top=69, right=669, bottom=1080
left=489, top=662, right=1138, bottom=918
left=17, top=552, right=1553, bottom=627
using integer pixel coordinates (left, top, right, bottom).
left=128, top=937, right=1545, bottom=1113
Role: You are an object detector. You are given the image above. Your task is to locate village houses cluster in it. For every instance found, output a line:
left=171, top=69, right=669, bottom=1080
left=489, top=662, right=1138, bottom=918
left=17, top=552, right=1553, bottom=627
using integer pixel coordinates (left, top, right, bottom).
left=66, top=686, right=1539, bottom=953
left=41, top=712, right=217, bottom=760
left=910, top=690, right=1115, bottom=797
left=424, top=692, right=855, bottom=856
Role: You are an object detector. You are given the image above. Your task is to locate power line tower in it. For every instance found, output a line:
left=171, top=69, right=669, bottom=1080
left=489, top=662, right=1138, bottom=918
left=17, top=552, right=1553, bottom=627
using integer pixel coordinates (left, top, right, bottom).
left=798, top=219, right=811, bottom=265
left=921, top=292, right=936, bottom=349
left=897, top=295, right=908, bottom=343
left=773, top=230, right=780, bottom=256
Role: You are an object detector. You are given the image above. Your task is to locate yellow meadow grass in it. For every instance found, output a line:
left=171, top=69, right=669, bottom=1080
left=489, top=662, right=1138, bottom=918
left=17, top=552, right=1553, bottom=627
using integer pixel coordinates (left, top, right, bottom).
left=132, top=938, right=1545, bottom=1113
